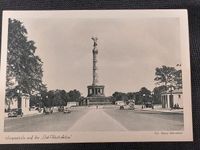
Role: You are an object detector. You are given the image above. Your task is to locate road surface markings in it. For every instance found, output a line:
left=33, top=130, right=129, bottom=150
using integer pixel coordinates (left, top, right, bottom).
left=68, top=108, right=128, bottom=131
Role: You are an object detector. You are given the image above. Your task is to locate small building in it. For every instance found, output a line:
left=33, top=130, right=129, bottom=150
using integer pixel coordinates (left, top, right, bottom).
left=161, top=89, right=183, bottom=109
left=5, top=96, right=30, bottom=114
left=67, top=101, right=79, bottom=107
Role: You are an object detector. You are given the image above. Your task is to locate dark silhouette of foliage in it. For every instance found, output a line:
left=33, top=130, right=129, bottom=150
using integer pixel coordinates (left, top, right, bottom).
left=68, top=89, right=81, bottom=102
left=154, top=65, right=182, bottom=90
left=6, top=18, right=46, bottom=105
left=153, top=85, right=166, bottom=104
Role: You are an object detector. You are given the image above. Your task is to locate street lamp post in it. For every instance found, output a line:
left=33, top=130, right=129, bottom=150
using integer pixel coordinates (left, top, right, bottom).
left=45, top=95, right=48, bottom=106
left=151, top=91, right=154, bottom=109
left=17, top=89, right=22, bottom=109
left=169, top=85, right=174, bottom=109
left=142, top=94, right=145, bottom=109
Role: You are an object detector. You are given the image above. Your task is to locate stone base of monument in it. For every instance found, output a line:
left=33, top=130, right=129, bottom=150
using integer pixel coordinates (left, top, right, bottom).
left=86, top=84, right=112, bottom=105
left=86, top=96, right=112, bottom=105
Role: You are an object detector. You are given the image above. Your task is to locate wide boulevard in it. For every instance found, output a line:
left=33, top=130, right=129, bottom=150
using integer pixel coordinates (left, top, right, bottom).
left=5, top=106, right=183, bottom=132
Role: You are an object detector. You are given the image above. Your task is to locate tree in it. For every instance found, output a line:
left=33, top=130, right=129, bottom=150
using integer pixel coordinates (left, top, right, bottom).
left=133, top=87, right=152, bottom=104
left=53, top=90, right=62, bottom=106
left=154, top=65, right=176, bottom=88
left=41, top=89, right=79, bottom=107
left=30, top=95, right=41, bottom=107
left=68, top=89, right=81, bottom=102
left=127, top=92, right=136, bottom=100
left=154, top=65, right=182, bottom=90
left=134, top=92, right=141, bottom=104
left=42, top=90, right=54, bottom=107
left=138, top=87, right=152, bottom=104
left=153, top=85, right=166, bottom=104
left=174, top=69, right=182, bottom=89
left=6, top=19, right=45, bottom=106
left=53, top=90, right=69, bottom=106
left=60, top=90, right=70, bottom=106
left=112, top=92, right=128, bottom=102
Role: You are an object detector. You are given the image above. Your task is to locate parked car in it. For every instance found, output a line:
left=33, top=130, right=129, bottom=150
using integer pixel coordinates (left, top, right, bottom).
left=128, top=100, right=135, bottom=110
left=119, top=100, right=135, bottom=110
left=30, top=106, right=38, bottom=110
left=115, top=101, right=125, bottom=106
left=8, top=108, right=23, bottom=117
left=119, top=105, right=125, bottom=110
left=144, top=102, right=154, bottom=108
left=58, top=106, right=64, bottom=112
left=44, top=107, right=53, bottom=114
left=63, top=107, right=71, bottom=114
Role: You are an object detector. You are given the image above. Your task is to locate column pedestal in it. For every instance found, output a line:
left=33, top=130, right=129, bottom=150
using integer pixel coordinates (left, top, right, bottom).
left=87, top=85, right=111, bottom=105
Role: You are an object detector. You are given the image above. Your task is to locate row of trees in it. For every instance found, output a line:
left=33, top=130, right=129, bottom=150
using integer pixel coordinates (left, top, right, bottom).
left=112, top=87, right=153, bottom=105
left=30, top=89, right=82, bottom=108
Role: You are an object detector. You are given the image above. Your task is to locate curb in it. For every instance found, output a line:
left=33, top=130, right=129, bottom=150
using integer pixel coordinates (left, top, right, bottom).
left=135, top=109, right=183, bottom=114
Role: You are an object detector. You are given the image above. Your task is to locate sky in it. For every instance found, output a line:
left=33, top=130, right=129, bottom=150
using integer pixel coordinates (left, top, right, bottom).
left=13, top=17, right=181, bottom=96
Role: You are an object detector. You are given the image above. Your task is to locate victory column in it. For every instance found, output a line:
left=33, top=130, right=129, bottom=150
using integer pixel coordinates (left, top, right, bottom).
left=86, top=37, right=111, bottom=105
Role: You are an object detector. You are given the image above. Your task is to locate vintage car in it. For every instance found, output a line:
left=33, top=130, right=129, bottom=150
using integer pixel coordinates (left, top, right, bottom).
left=8, top=108, right=23, bottom=117
left=43, top=107, right=53, bottom=114
left=144, top=102, right=154, bottom=108
left=58, top=106, right=64, bottom=112
left=119, top=100, right=135, bottom=110
left=119, top=104, right=135, bottom=110
left=63, top=107, right=71, bottom=114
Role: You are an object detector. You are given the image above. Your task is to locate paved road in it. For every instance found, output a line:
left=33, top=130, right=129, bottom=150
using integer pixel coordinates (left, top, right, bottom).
left=4, top=106, right=183, bottom=132
left=4, top=108, right=88, bottom=132
left=104, top=108, right=183, bottom=131
left=68, top=108, right=127, bottom=131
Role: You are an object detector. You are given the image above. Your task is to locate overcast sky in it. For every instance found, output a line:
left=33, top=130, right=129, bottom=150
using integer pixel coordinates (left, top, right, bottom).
left=15, top=17, right=181, bottom=96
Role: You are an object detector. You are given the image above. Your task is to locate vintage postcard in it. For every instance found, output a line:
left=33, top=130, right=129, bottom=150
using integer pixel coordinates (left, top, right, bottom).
left=0, top=10, right=192, bottom=143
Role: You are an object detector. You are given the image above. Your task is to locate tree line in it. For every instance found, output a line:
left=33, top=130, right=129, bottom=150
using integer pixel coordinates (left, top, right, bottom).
left=30, top=89, right=82, bottom=108
left=112, top=87, right=153, bottom=105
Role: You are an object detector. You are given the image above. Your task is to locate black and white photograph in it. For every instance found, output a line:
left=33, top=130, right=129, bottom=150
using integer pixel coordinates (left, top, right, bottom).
left=0, top=10, right=192, bottom=143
